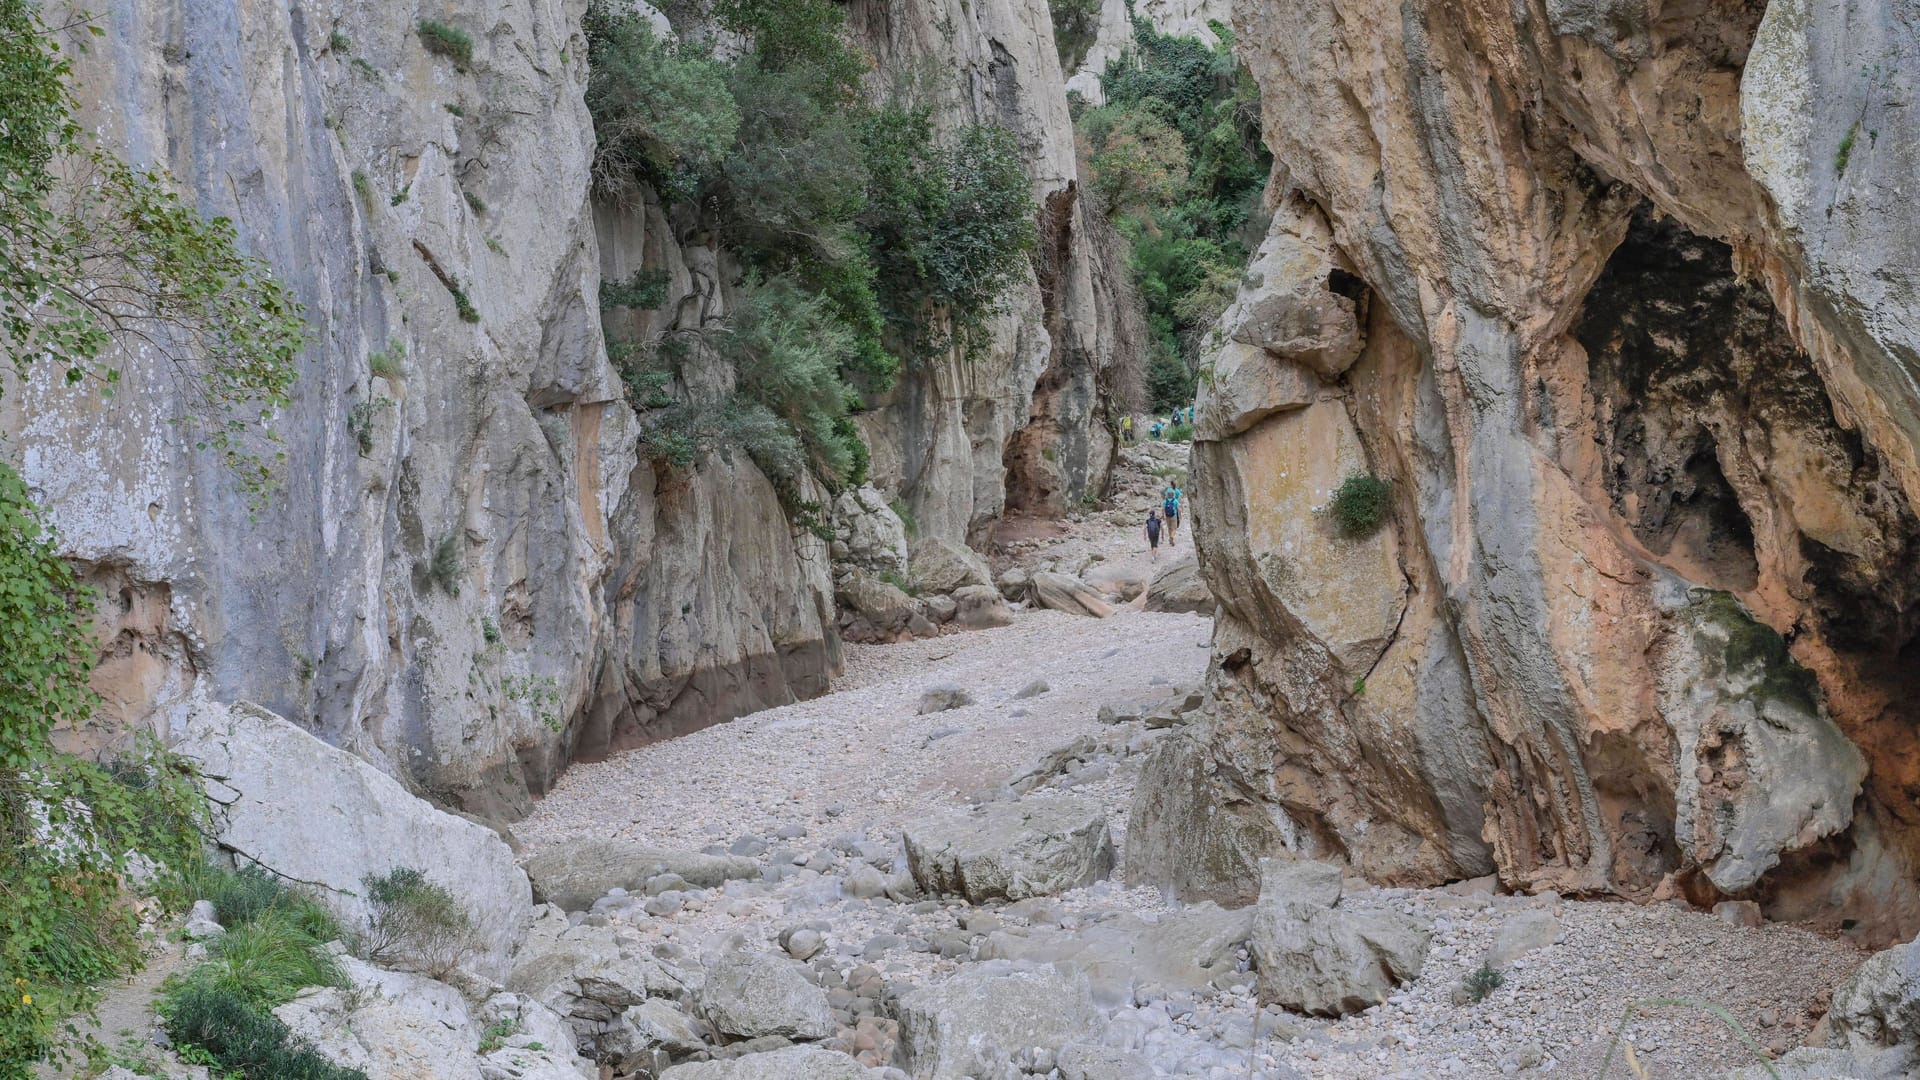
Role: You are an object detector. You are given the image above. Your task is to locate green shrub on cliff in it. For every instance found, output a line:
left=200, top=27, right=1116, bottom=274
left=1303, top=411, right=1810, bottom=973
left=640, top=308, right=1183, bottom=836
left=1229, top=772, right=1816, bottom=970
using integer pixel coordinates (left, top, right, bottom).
left=1328, top=473, right=1391, bottom=537
left=586, top=0, right=1034, bottom=495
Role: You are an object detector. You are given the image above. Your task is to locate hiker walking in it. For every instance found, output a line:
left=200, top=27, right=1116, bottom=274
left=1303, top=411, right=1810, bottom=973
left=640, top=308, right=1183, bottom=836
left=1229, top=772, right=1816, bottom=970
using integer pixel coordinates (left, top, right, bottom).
left=1121, top=415, right=1133, bottom=443
left=1145, top=507, right=1164, bottom=562
left=1162, top=483, right=1182, bottom=544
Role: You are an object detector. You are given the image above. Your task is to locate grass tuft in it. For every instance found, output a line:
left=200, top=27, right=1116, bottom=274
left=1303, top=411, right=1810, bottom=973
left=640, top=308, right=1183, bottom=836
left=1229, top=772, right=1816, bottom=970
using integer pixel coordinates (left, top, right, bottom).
left=1462, top=963, right=1504, bottom=1003
left=416, top=20, right=474, bottom=68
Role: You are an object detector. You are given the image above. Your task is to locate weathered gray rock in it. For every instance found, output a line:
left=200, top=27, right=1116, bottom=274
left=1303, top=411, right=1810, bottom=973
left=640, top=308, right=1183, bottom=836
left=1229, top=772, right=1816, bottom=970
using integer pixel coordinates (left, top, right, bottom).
left=523, top=839, right=757, bottom=910
left=1082, top=560, right=1150, bottom=602
left=1485, top=910, right=1561, bottom=967
left=833, top=486, right=910, bottom=577
left=1715, top=900, right=1764, bottom=929
left=660, top=1046, right=877, bottom=1079
left=894, top=963, right=1101, bottom=1080
left=1057, top=1042, right=1156, bottom=1080
left=178, top=702, right=530, bottom=979
left=917, top=686, right=976, bottom=714
left=976, top=903, right=1254, bottom=1006
left=1250, top=859, right=1430, bottom=1016
left=1825, top=936, right=1920, bottom=1074
left=837, top=571, right=920, bottom=643
left=700, top=951, right=837, bottom=1042
left=1143, top=555, right=1211, bottom=614
left=996, top=568, right=1032, bottom=601
left=951, top=584, right=1014, bottom=629
left=1125, top=727, right=1289, bottom=906
left=602, top=998, right=708, bottom=1066
left=1724, top=1046, right=1880, bottom=1079
left=904, top=798, right=1116, bottom=902
left=921, top=594, right=957, bottom=623
left=1014, top=680, right=1051, bottom=699
left=909, top=536, right=995, bottom=595
left=1030, top=572, right=1117, bottom=618
left=507, top=913, right=700, bottom=1026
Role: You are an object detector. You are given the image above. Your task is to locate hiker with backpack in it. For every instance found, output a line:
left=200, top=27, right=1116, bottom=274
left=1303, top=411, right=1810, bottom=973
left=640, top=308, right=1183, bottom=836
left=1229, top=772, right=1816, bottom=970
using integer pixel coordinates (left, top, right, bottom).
left=1162, top=483, right=1182, bottom=544
left=1145, top=507, right=1164, bottom=562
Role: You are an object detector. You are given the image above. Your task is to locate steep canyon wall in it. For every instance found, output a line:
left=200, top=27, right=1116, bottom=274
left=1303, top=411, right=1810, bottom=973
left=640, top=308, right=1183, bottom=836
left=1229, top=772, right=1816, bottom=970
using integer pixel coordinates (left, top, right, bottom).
left=1142, top=0, right=1920, bottom=942
left=3, top=0, right=1136, bottom=817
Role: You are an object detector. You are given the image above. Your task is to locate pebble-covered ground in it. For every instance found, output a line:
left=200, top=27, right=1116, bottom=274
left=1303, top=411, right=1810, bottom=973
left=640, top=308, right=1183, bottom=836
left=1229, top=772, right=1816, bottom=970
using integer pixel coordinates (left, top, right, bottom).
left=519, top=444, right=1867, bottom=1080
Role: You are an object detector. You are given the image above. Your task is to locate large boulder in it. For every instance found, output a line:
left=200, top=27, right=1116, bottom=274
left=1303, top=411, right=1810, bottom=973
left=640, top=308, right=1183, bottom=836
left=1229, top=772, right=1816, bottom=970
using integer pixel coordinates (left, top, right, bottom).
left=522, top=839, right=758, bottom=910
left=1125, top=727, right=1289, bottom=906
left=904, top=798, right=1116, bottom=903
left=1249, top=860, right=1430, bottom=1016
left=952, top=583, right=1014, bottom=629
left=700, top=950, right=837, bottom=1042
left=1030, top=572, right=1117, bottom=618
left=909, top=536, right=995, bottom=595
left=661, top=1047, right=878, bottom=1079
left=1824, top=936, right=1920, bottom=1075
left=894, top=963, right=1101, bottom=1080
left=275, top=956, right=592, bottom=1080
left=836, top=570, right=919, bottom=642
left=1143, top=555, right=1211, bottom=614
left=507, top=911, right=701, bottom=1035
left=177, top=701, right=531, bottom=979
left=1082, top=560, right=1150, bottom=602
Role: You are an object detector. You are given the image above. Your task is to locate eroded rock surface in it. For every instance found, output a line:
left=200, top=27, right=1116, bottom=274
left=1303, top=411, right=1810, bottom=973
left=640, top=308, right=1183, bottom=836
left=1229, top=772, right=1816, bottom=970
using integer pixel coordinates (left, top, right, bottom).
left=1143, top=0, right=1920, bottom=942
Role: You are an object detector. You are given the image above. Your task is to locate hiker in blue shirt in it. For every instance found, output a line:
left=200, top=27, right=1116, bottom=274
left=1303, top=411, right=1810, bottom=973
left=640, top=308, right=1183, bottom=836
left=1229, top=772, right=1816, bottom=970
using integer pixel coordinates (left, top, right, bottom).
left=1162, top=483, right=1182, bottom=544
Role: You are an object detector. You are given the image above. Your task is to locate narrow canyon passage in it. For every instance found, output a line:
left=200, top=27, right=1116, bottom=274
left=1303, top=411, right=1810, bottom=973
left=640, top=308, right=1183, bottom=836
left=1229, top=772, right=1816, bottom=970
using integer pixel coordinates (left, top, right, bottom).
left=513, top=528, right=1865, bottom=1079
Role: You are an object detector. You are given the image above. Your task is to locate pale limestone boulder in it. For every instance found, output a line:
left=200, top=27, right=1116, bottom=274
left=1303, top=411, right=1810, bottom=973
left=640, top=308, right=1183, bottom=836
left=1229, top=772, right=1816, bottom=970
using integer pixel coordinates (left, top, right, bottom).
left=1125, top=727, right=1290, bottom=906
left=660, top=1046, right=878, bottom=1079
left=1250, top=860, right=1429, bottom=1016
left=894, top=963, right=1101, bottom=1080
left=905, top=798, right=1116, bottom=902
left=1029, top=572, right=1117, bottom=618
left=1824, top=936, right=1920, bottom=1074
left=522, top=839, right=757, bottom=910
left=1143, top=555, right=1210, bottom=614
left=1484, top=910, right=1561, bottom=968
left=909, top=535, right=996, bottom=595
left=177, top=702, right=530, bottom=979
left=833, top=485, right=910, bottom=577
left=952, top=584, right=1014, bottom=629
left=699, top=951, right=837, bottom=1042
left=836, top=570, right=919, bottom=642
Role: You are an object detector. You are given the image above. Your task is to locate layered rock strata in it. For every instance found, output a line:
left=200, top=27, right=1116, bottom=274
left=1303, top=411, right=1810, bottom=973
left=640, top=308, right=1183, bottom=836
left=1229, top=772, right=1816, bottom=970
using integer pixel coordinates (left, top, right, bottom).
left=1136, top=0, right=1920, bottom=942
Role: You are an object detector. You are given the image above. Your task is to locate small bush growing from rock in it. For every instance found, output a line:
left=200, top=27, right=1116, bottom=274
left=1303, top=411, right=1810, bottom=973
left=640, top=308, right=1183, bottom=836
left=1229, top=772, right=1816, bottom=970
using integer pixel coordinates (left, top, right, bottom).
left=1328, top=473, right=1391, bottom=537
left=162, top=981, right=367, bottom=1080
left=416, top=19, right=474, bottom=68
left=1462, top=963, right=1504, bottom=1003
left=359, top=867, right=479, bottom=978
left=184, top=906, right=348, bottom=1010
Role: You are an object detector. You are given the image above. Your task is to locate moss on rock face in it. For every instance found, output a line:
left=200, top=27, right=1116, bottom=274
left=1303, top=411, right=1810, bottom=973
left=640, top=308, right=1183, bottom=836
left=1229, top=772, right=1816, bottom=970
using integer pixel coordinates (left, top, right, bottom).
left=1690, top=589, right=1821, bottom=712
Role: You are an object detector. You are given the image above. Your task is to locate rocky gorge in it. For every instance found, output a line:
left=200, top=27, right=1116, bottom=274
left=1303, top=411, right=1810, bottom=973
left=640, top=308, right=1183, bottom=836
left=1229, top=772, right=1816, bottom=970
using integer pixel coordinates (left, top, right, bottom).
left=10, top=0, right=1920, bottom=1077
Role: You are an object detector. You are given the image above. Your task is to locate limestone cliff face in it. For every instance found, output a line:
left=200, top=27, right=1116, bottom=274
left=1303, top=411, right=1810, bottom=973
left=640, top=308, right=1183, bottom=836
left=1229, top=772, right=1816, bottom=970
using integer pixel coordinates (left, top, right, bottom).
left=3, top=0, right=1134, bottom=817
left=845, top=0, right=1135, bottom=538
left=1139, top=0, right=1920, bottom=941
left=0, top=0, right=832, bottom=818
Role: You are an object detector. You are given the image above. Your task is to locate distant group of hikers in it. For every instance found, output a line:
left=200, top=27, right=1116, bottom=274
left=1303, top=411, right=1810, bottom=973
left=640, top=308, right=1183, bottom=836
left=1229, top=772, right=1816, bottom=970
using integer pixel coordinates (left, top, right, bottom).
left=1144, top=482, right=1182, bottom=562
left=1118, top=403, right=1195, bottom=443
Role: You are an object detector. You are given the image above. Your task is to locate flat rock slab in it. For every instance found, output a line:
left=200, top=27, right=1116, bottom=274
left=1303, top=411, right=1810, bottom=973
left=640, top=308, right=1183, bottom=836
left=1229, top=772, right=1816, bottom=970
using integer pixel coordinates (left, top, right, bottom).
left=1484, top=909, right=1561, bottom=967
left=523, top=839, right=759, bottom=909
left=1143, top=555, right=1211, bottom=614
left=661, top=1046, right=878, bottom=1079
left=177, top=701, right=531, bottom=979
left=904, top=797, right=1116, bottom=902
left=895, top=963, right=1100, bottom=1080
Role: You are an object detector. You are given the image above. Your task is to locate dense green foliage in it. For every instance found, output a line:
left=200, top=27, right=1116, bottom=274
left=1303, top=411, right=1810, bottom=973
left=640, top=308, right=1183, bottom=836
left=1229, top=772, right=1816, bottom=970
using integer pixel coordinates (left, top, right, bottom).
left=0, top=464, right=210, bottom=1073
left=585, top=0, right=1034, bottom=495
left=1048, top=0, right=1102, bottom=71
left=162, top=983, right=366, bottom=1080
left=1, top=3, right=309, bottom=1067
left=0, top=0, right=305, bottom=504
left=1078, top=18, right=1268, bottom=412
left=1328, top=473, right=1391, bottom=537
